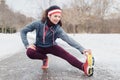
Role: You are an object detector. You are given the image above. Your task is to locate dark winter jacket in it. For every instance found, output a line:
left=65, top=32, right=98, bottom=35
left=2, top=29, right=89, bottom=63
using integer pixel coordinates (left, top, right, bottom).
left=20, top=20, right=85, bottom=53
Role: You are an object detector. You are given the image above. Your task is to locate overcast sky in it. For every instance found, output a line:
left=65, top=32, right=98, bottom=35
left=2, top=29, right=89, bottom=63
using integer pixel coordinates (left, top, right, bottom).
left=5, top=0, right=72, bottom=18
left=5, top=0, right=120, bottom=18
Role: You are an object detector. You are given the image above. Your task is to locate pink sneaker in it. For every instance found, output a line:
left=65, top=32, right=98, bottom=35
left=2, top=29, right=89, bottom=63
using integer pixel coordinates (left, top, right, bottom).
left=83, top=50, right=94, bottom=77
left=41, top=58, right=49, bottom=70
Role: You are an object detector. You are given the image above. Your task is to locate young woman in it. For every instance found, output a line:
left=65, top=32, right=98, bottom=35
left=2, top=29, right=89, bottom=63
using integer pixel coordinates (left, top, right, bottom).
left=20, top=5, right=94, bottom=77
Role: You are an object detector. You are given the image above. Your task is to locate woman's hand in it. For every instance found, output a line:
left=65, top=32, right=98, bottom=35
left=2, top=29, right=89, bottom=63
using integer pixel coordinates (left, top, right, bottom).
left=83, top=49, right=91, bottom=56
left=27, top=44, right=36, bottom=50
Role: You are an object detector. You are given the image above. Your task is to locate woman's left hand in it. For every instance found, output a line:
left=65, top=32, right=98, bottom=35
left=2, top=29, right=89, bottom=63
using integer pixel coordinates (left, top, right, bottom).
left=27, top=44, right=36, bottom=50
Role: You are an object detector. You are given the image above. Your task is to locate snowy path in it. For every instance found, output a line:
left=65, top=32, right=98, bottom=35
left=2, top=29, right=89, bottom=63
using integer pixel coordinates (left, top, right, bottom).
left=0, top=46, right=119, bottom=80
left=0, top=33, right=120, bottom=79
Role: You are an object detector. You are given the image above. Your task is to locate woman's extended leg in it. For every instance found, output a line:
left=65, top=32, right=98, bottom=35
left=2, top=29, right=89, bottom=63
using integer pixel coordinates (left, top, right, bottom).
left=46, top=45, right=84, bottom=70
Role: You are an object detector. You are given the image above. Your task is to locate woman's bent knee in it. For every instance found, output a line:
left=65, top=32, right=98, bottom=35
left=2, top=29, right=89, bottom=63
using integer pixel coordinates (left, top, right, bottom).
left=26, top=48, right=36, bottom=59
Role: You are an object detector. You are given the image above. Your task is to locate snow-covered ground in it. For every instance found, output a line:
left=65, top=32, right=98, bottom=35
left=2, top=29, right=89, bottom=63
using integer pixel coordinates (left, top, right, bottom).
left=0, top=33, right=23, bottom=60
left=0, top=33, right=120, bottom=74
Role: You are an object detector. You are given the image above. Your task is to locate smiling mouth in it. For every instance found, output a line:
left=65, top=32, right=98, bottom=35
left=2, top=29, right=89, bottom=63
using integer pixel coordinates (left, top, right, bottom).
left=54, top=20, right=59, bottom=23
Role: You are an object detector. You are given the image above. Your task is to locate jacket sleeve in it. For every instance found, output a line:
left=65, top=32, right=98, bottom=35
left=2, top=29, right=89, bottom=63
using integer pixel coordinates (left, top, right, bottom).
left=57, top=27, right=85, bottom=53
left=20, top=21, right=38, bottom=48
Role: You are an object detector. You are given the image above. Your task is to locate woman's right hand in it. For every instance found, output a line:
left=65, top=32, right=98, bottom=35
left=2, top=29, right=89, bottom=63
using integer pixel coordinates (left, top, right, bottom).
left=83, top=49, right=91, bottom=56
left=27, top=44, right=36, bottom=50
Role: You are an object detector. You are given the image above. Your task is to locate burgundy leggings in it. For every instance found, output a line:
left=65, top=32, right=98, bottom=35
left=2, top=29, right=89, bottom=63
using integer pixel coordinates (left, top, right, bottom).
left=26, top=45, right=84, bottom=70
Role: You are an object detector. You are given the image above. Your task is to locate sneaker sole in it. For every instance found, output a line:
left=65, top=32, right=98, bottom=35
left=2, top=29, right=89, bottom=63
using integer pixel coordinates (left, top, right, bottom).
left=88, top=67, right=94, bottom=77
left=42, top=65, right=49, bottom=69
left=42, top=68, right=48, bottom=71
left=86, top=52, right=94, bottom=77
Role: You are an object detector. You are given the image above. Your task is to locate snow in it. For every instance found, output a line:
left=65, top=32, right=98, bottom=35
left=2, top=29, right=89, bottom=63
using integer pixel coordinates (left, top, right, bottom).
left=0, top=33, right=24, bottom=60
left=0, top=33, right=120, bottom=74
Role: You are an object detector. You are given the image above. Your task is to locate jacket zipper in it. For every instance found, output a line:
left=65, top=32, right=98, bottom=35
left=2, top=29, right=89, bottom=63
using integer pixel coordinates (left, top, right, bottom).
left=43, top=26, right=48, bottom=44
left=50, top=27, right=54, bottom=44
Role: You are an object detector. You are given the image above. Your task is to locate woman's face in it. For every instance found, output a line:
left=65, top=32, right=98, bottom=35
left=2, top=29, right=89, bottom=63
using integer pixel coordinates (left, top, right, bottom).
left=48, top=13, right=62, bottom=24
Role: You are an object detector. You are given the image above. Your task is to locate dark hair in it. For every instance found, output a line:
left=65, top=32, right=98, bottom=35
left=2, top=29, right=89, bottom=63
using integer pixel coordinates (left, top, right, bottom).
left=41, top=5, right=62, bottom=26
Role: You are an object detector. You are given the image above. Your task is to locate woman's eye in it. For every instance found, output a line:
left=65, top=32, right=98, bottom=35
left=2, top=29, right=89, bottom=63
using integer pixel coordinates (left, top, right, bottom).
left=54, top=15, right=57, bottom=17
left=58, top=16, right=61, bottom=18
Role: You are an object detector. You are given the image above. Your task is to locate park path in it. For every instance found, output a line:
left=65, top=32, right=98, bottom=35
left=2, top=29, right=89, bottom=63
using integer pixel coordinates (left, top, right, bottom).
left=0, top=48, right=119, bottom=80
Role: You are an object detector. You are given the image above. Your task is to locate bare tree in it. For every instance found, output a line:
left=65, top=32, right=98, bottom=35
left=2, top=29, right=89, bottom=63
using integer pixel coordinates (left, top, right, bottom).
left=0, top=0, right=33, bottom=33
left=62, top=0, right=116, bottom=33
